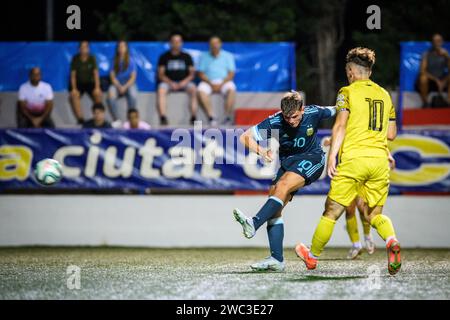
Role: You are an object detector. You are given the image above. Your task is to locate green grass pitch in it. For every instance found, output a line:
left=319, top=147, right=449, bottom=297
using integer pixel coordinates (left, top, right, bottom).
left=0, top=247, right=449, bottom=299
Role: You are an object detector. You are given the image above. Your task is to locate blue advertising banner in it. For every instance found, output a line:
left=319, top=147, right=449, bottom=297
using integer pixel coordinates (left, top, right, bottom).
left=1, top=129, right=450, bottom=194
left=0, top=42, right=296, bottom=92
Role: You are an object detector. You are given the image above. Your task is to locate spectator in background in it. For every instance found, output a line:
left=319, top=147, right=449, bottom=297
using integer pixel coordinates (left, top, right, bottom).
left=17, top=67, right=54, bottom=128
left=197, top=36, right=236, bottom=126
left=108, top=41, right=138, bottom=124
left=418, top=33, right=450, bottom=107
left=82, top=103, right=112, bottom=128
left=69, top=41, right=103, bottom=124
left=157, top=33, right=197, bottom=125
left=123, top=108, right=151, bottom=129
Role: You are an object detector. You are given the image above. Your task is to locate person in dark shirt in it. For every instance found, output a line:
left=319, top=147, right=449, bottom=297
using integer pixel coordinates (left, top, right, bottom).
left=418, top=34, right=450, bottom=107
left=69, top=41, right=103, bottom=124
left=157, top=33, right=197, bottom=125
left=82, top=103, right=112, bottom=129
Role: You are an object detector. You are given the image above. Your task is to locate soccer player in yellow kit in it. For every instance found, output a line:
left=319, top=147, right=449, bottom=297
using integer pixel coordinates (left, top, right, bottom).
left=295, top=47, right=402, bottom=275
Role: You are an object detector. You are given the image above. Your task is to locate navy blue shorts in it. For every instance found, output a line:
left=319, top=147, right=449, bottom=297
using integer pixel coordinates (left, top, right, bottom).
left=271, top=152, right=325, bottom=198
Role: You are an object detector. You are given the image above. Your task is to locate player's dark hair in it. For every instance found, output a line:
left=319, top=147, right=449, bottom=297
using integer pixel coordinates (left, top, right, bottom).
left=346, top=47, right=376, bottom=70
left=280, top=91, right=303, bottom=115
left=92, top=103, right=105, bottom=112
left=127, top=108, right=139, bottom=116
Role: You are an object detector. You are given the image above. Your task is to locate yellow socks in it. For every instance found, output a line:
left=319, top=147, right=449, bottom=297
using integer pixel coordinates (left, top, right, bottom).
left=311, top=216, right=336, bottom=257
left=362, top=218, right=371, bottom=237
left=346, top=214, right=360, bottom=244
left=370, top=214, right=396, bottom=241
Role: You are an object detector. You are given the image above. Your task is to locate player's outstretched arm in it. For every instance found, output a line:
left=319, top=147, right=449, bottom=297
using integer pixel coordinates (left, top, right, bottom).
left=240, top=128, right=273, bottom=162
left=327, top=110, right=349, bottom=178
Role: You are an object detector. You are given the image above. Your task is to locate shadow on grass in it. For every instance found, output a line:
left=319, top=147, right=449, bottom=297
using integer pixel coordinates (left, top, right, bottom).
left=218, top=271, right=286, bottom=275
left=286, top=275, right=367, bottom=282
left=317, top=258, right=349, bottom=261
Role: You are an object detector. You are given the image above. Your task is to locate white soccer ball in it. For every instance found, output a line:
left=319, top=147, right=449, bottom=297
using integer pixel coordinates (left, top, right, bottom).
left=34, top=158, right=63, bottom=186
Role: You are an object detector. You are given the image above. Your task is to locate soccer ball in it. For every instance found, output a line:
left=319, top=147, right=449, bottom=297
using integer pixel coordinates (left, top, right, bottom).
left=34, top=158, right=63, bottom=186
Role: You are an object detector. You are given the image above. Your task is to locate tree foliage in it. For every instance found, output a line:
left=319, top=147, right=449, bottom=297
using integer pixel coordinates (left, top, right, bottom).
left=97, top=0, right=450, bottom=101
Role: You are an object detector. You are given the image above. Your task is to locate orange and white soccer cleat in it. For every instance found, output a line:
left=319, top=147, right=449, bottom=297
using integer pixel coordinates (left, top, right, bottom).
left=294, top=243, right=318, bottom=270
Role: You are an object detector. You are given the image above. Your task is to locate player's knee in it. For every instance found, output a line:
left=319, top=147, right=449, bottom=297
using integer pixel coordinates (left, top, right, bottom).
left=367, top=206, right=383, bottom=222
left=273, top=180, right=290, bottom=197
left=323, top=197, right=344, bottom=220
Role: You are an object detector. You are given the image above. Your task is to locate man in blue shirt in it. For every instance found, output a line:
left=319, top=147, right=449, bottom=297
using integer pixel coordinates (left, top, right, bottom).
left=234, top=91, right=336, bottom=271
left=197, top=36, right=237, bottom=126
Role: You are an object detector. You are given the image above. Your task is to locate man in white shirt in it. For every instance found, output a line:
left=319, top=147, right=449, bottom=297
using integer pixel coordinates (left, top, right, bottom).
left=17, top=67, right=54, bottom=128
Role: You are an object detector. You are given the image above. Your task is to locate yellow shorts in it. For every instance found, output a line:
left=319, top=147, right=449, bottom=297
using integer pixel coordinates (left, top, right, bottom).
left=328, top=157, right=390, bottom=208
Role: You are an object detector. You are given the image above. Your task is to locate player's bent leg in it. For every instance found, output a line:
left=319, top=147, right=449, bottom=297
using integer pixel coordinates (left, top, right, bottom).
left=345, top=200, right=363, bottom=260
left=250, top=171, right=304, bottom=232
left=271, top=171, right=305, bottom=204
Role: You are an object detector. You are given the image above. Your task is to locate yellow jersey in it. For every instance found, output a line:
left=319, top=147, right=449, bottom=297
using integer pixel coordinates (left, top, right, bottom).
left=335, top=79, right=396, bottom=161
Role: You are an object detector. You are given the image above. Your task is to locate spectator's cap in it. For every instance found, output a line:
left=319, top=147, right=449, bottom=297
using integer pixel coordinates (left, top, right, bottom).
left=346, top=47, right=376, bottom=70
left=92, top=103, right=105, bottom=112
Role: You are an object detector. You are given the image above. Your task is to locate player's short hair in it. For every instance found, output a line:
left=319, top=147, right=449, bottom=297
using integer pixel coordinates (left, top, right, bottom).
left=280, top=91, right=303, bottom=115
left=346, top=47, right=376, bottom=70
left=92, top=103, right=105, bottom=112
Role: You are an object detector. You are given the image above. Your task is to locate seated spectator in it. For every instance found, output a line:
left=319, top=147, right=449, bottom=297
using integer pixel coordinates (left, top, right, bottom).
left=69, top=41, right=103, bottom=124
left=17, top=67, right=54, bottom=128
left=107, top=41, right=138, bottom=123
left=418, top=33, right=450, bottom=107
left=82, top=103, right=112, bottom=128
left=157, top=33, right=197, bottom=125
left=197, top=36, right=236, bottom=126
left=123, top=108, right=151, bottom=129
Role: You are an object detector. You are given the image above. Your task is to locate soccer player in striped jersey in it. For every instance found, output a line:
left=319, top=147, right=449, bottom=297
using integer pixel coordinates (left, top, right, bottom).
left=233, top=91, right=336, bottom=272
